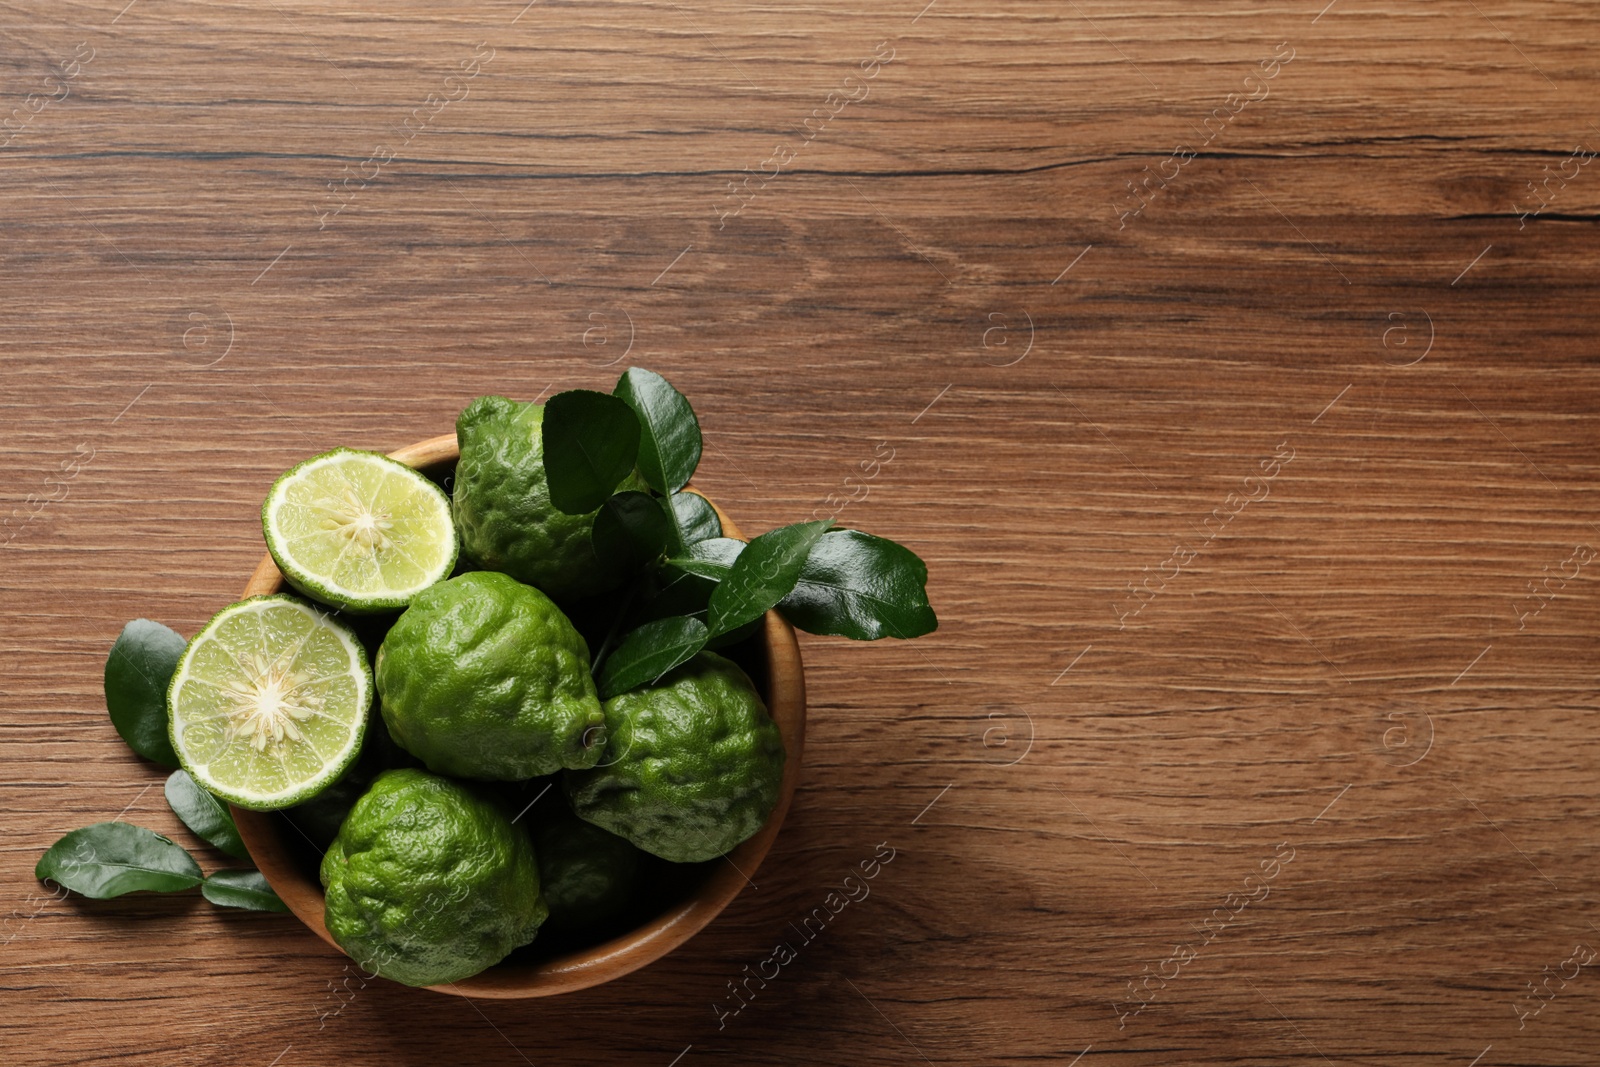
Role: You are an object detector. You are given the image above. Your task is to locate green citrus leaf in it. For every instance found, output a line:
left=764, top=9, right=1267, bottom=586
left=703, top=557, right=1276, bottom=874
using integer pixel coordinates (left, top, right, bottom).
left=541, top=390, right=642, bottom=514
left=778, top=529, right=937, bottom=640
left=707, top=520, right=832, bottom=637
left=201, top=869, right=289, bottom=912
left=663, top=536, right=745, bottom=582
left=104, top=619, right=186, bottom=767
left=164, top=770, right=249, bottom=860
left=666, top=490, right=722, bottom=554
left=592, top=491, right=672, bottom=574
left=598, top=616, right=709, bottom=699
left=614, top=368, right=702, bottom=494
left=35, top=822, right=203, bottom=899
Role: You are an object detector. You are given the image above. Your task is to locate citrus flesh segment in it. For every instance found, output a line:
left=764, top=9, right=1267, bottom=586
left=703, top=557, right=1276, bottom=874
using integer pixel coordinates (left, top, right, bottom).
left=263, top=448, right=457, bottom=613
left=169, top=596, right=372, bottom=811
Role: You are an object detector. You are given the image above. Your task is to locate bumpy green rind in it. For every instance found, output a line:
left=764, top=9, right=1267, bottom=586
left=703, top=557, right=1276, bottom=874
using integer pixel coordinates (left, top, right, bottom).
left=452, top=395, right=647, bottom=602
left=375, top=572, right=606, bottom=780
left=565, top=652, right=784, bottom=863
left=320, top=769, right=547, bottom=987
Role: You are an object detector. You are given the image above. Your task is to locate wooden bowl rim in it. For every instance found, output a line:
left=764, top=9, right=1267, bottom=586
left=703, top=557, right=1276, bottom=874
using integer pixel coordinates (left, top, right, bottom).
left=230, top=432, right=807, bottom=999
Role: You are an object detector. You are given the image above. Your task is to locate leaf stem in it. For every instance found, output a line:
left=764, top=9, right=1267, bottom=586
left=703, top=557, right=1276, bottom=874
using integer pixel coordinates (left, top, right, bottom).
left=590, top=583, right=640, bottom=680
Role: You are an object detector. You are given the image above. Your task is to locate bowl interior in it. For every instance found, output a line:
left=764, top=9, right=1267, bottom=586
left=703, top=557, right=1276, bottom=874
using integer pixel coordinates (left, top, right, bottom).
left=230, top=432, right=806, bottom=998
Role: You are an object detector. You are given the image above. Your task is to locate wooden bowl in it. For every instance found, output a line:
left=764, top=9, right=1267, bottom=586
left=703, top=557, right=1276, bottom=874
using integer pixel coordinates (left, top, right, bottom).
left=231, top=432, right=806, bottom=999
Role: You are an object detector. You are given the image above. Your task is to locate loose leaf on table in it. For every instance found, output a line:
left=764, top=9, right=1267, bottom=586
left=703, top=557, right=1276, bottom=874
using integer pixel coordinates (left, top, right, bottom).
left=706, top=519, right=832, bottom=637
left=592, top=491, right=672, bottom=574
left=666, top=490, right=721, bottom=554
left=36, top=822, right=203, bottom=899
left=598, top=616, right=709, bottom=699
left=778, top=530, right=937, bottom=640
left=164, top=770, right=249, bottom=860
left=201, top=869, right=289, bottom=912
left=104, top=619, right=186, bottom=767
left=663, top=536, right=745, bottom=582
left=614, top=367, right=702, bottom=494
left=541, top=389, right=642, bottom=514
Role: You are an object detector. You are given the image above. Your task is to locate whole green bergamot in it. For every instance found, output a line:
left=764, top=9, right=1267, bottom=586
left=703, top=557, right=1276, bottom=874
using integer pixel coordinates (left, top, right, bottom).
left=452, top=395, right=646, bottom=601
left=375, top=571, right=605, bottom=779
left=320, top=769, right=547, bottom=987
left=565, top=652, right=785, bottom=863
left=534, top=808, right=643, bottom=939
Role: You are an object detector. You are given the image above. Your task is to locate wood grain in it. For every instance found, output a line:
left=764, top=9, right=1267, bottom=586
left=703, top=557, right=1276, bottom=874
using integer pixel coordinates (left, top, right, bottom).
left=3, top=0, right=1599, bottom=1064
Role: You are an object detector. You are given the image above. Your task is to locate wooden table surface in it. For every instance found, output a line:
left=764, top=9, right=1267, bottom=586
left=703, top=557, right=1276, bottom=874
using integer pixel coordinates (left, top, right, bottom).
left=4, top=1, right=1599, bottom=1064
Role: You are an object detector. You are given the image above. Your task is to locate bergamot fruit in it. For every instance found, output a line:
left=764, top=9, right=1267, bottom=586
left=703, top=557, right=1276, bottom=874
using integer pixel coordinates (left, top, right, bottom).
left=452, top=395, right=646, bottom=601
left=375, top=571, right=605, bottom=780
left=262, top=448, right=457, bottom=614
left=320, top=768, right=546, bottom=986
left=566, top=652, right=784, bottom=863
left=534, top=808, right=642, bottom=939
left=167, top=595, right=371, bottom=811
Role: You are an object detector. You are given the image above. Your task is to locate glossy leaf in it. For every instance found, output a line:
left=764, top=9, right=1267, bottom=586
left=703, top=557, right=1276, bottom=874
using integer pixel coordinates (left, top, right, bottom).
left=598, top=616, right=709, bottom=699
left=778, top=530, right=937, bottom=640
left=614, top=368, right=702, bottom=494
left=36, top=822, right=203, bottom=899
left=592, top=491, right=672, bottom=574
left=202, top=869, right=289, bottom=912
left=541, top=389, right=642, bottom=514
left=104, top=619, right=186, bottom=767
left=666, top=490, right=722, bottom=554
left=164, top=770, right=249, bottom=860
left=663, top=537, right=745, bottom=582
left=706, top=520, right=832, bottom=637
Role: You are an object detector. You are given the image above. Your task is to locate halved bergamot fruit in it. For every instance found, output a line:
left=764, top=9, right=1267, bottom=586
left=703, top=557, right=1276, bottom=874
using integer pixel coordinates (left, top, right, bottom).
left=168, top=596, right=372, bottom=811
left=262, top=448, right=456, bottom=613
